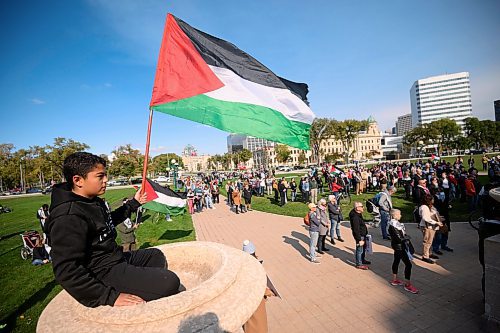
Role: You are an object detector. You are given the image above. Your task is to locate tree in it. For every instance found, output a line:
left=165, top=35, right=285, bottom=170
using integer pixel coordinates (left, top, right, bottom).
left=463, top=117, right=483, bottom=150
left=323, top=152, right=342, bottom=163
left=309, top=118, right=334, bottom=164
left=297, top=150, right=307, bottom=165
left=150, top=153, right=184, bottom=175
left=44, top=137, right=90, bottom=181
left=330, top=119, right=368, bottom=165
left=108, top=144, right=143, bottom=178
left=238, top=149, right=252, bottom=163
left=403, top=125, right=434, bottom=156
left=428, top=118, right=461, bottom=155
left=275, top=144, right=291, bottom=164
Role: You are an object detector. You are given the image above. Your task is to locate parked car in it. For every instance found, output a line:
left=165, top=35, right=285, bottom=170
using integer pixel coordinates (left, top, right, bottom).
left=293, top=165, right=305, bottom=170
left=153, top=176, right=170, bottom=183
left=276, top=166, right=291, bottom=172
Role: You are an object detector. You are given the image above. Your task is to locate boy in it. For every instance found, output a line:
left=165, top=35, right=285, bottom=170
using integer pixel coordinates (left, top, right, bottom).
left=45, top=152, right=180, bottom=308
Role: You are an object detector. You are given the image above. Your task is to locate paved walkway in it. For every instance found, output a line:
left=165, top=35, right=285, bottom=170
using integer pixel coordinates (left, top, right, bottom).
left=192, top=201, right=491, bottom=332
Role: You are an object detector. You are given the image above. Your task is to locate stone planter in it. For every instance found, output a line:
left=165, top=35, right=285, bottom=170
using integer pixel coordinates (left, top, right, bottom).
left=37, top=241, right=267, bottom=332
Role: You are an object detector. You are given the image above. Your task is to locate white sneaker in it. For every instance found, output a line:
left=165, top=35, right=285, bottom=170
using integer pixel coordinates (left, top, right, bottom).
left=167, top=218, right=173, bottom=222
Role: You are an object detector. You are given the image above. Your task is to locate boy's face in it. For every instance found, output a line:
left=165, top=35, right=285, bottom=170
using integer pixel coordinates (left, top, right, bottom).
left=72, top=163, right=108, bottom=198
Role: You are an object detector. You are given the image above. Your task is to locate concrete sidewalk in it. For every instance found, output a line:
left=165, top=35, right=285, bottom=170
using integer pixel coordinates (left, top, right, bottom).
left=192, top=201, right=490, bottom=332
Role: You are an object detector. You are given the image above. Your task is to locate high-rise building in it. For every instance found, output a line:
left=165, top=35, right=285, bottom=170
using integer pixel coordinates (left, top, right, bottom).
left=495, top=100, right=500, bottom=122
left=395, top=114, right=412, bottom=136
left=410, top=72, right=472, bottom=128
left=227, top=134, right=275, bottom=154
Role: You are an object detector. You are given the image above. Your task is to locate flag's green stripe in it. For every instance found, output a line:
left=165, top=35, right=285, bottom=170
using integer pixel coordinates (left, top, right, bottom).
left=143, top=201, right=185, bottom=216
left=152, top=94, right=311, bottom=150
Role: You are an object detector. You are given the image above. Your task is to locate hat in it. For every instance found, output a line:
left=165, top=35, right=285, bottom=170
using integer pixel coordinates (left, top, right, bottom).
left=242, top=240, right=256, bottom=254
left=489, top=187, right=500, bottom=203
left=387, top=185, right=396, bottom=191
left=308, top=203, right=317, bottom=209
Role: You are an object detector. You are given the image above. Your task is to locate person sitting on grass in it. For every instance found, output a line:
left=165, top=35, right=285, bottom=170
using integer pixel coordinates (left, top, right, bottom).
left=32, top=238, right=51, bottom=266
left=45, top=152, right=180, bottom=308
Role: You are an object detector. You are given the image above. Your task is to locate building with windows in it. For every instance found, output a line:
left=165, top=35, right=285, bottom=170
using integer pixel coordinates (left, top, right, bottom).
left=227, top=134, right=275, bottom=154
left=410, top=72, right=472, bottom=129
left=495, top=100, right=500, bottom=122
left=396, top=114, right=412, bottom=136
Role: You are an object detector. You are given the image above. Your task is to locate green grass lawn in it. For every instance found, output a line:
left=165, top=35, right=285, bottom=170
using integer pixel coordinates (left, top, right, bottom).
left=0, top=188, right=195, bottom=333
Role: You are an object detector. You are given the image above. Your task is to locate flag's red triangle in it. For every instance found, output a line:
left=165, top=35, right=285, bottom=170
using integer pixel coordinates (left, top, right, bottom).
left=150, top=14, right=224, bottom=107
left=143, top=179, right=159, bottom=202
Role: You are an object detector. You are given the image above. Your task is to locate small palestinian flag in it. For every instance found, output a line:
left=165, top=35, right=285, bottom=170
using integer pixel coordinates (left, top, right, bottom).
left=142, top=179, right=186, bottom=215
left=150, top=14, right=315, bottom=150
left=330, top=165, right=343, bottom=175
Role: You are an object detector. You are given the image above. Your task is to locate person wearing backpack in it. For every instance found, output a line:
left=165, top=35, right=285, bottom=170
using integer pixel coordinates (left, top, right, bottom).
left=379, top=186, right=396, bottom=241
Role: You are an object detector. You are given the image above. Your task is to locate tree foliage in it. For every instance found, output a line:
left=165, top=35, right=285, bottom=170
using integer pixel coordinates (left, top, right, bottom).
left=275, top=144, right=291, bottom=163
left=330, top=119, right=369, bottom=165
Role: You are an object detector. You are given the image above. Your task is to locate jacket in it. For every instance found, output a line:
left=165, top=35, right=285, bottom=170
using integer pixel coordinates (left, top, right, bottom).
left=388, top=219, right=406, bottom=251
left=44, top=183, right=140, bottom=307
left=308, top=210, right=321, bottom=232
left=327, top=202, right=341, bottom=221
left=318, top=206, right=329, bottom=235
left=378, top=191, right=393, bottom=212
left=349, top=209, right=367, bottom=243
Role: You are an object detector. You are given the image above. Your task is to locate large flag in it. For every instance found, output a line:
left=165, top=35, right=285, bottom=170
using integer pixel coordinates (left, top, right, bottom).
left=150, top=14, right=315, bottom=150
left=142, top=179, right=186, bottom=215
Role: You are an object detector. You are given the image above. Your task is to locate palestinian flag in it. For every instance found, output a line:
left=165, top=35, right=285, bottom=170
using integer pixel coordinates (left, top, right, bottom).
left=142, top=179, right=186, bottom=215
left=150, top=14, right=315, bottom=150
left=330, top=165, right=343, bottom=175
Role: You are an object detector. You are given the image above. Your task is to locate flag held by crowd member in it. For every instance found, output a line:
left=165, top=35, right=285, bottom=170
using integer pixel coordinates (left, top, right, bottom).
left=142, top=179, right=187, bottom=216
left=150, top=14, right=315, bottom=150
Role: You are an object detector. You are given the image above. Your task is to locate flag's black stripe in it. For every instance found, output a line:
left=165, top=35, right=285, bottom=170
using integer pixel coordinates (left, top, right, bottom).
left=147, top=179, right=186, bottom=199
left=174, top=15, right=309, bottom=104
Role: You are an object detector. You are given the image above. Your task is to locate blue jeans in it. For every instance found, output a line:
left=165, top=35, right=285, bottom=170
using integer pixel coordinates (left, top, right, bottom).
left=330, top=218, right=341, bottom=239
left=432, top=232, right=449, bottom=251
left=205, top=196, right=213, bottom=208
left=309, top=231, right=319, bottom=261
left=355, top=239, right=366, bottom=266
left=291, top=191, right=296, bottom=201
left=32, top=259, right=44, bottom=266
left=380, top=210, right=390, bottom=239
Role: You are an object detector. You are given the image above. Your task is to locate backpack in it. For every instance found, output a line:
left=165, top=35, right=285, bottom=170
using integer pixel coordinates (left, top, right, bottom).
left=413, top=206, right=421, bottom=224
left=372, top=192, right=383, bottom=207
left=366, top=199, right=375, bottom=213
left=303, top=212, right=311, bottom=226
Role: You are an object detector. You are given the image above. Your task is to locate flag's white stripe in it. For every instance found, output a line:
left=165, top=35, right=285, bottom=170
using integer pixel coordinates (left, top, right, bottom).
left=153, top=191, right=186, bottom=208
left=205, top=66, right=314, bottom=125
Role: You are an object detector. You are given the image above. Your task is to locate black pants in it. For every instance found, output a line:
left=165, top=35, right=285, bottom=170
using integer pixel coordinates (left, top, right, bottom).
left=392, top=250, right=412, bottom=280
left=100, top=248, right=180, bottom=302
left=280, top=192, right=286, bottom=206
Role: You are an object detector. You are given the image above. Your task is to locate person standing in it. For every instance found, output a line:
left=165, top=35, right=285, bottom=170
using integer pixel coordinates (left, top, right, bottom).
left=317, top=199, right=330, bottom=254
left=379, top=186, right=396, bottom=240
left=243, top=184, right=253, bottom=211
left=310, top=177, right=318, bottom=204
left=388, top=209, right=419, bottom=294
left=290, top=179, right=297, bottom=202
left=349, top=202, right=370, bottom=269
left=327, top=195, right=344, bottom=244
left=278, top=178, right=287, bottom=206
left=232, top=187, right=243, bottom=214
left=302, top=177, right=310, bottom=203
left=37, top=204, right=51, bottom=253
left=307, top=203, right=321, bottom=264
left=419, top=195, right=444, bottom=264
left=186, top=189, right=195, bottom=214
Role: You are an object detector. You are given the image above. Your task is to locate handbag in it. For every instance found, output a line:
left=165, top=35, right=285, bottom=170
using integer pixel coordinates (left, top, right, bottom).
left=440, top=224, right=449, bottom=233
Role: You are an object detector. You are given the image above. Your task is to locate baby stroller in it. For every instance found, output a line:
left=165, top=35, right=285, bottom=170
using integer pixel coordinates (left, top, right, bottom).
left=20, top=230, right=42, bottom=260
left=365, top=199, right=381, bottom=227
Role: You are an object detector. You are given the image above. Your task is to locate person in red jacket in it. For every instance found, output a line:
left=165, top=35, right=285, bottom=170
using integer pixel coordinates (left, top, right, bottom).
left=465, top=174, right=477, bottom=212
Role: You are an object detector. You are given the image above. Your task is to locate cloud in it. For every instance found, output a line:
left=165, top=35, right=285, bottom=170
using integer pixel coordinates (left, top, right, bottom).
left=30, top=98, right=46, bottom=105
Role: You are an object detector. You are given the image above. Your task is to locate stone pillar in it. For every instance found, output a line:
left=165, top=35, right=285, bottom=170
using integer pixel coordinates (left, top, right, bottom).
left=37, top=242, right=267, bottom=332
left=485, top=233, right=500, bottom=324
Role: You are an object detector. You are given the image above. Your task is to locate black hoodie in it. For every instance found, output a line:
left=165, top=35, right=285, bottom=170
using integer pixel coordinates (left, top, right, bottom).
left=349, top=208, right=367, bottom=243
left=45, top=183, right=140, bottom=307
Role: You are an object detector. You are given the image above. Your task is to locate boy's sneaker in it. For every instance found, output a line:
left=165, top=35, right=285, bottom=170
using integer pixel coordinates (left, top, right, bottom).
left=356, top=265, right=369, bottom=270
left=390, top=279, right=404, bottom=286
left=404, top=283, right=419, bottom=294
left=311, top=259, right=321, bottom=264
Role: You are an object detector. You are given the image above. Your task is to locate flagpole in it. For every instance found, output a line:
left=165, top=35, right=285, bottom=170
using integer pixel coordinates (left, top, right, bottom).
left=140, top=108, right=154, bottom=193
